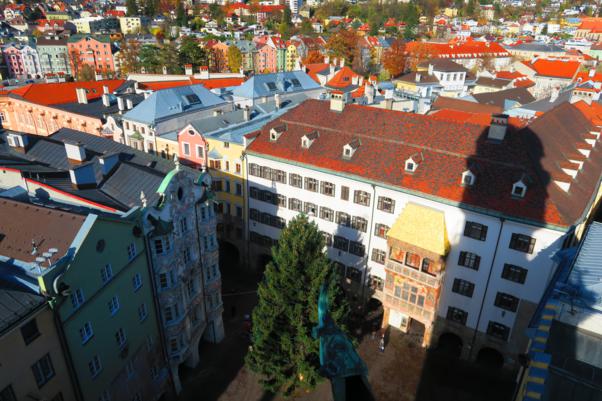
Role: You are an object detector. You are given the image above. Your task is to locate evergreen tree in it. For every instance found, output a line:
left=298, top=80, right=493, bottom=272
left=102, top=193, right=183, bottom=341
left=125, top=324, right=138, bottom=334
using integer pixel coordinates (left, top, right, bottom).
left=176, top=1, right=188, bottom=27
left=126, top=0, right=138, bottom=17
left=246, top=215, right=349, bottom=397
left=178, top=36, right=208, bottom=69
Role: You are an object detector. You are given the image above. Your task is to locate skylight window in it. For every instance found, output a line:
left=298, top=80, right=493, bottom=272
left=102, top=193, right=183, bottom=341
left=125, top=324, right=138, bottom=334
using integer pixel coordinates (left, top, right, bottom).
left=291, top=78, right=301, bottom=87
left=185, top=94, right=200, bottom=104
left=266, top=82, right=277, bottom=91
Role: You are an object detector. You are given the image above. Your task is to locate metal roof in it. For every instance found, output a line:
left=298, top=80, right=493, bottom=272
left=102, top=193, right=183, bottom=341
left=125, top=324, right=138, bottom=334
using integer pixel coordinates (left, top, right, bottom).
left=0, top=285, right=45, bottom=336
left=567, top=222, right=602, bottom=311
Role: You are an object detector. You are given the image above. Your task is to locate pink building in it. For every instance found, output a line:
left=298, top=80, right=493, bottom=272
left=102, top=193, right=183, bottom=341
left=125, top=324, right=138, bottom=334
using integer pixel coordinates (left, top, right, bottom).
left=177, top=124, right=208, bottom=169
left=255, top=44, right=278, bottom=73
left=67, top=35, right=115, bottom=77
left=2, top=43, right=41, bottom=79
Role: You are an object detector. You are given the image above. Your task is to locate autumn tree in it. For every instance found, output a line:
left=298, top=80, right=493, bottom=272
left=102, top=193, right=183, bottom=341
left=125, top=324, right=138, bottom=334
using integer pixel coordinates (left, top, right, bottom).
left=126, top=0, right=138, bottom=16
left=117, top=39, right=141, bottom=77
left=227, top=45, right=242, bottom=72
left=178, top=36, right=208, bottom=69
left=77, top=64, right=96, bottom=81
left=382, top=39, right=407, bottom=78
left=326, top=29, right=359, bottom=66
left=302, top=50, right=324, bottom=65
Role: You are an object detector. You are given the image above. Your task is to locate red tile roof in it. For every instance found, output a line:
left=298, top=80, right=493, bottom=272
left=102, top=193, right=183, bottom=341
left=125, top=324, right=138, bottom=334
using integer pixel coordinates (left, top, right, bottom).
left=326, top=66, right=362, bottom=89
left=575, top=70, right=602, bottom=83
left=578, top=17, right=602, bottom=31
left=304, top=63, right=330, bottom=83
left=4, top=80, right=125, bottom=105
left=138, top=77, right=245, bottom=91
left=406, top=38, right=510, bottom=59
left=247, top=99, right=602, bottom=227
left=522, top=58, right=581, bottom=79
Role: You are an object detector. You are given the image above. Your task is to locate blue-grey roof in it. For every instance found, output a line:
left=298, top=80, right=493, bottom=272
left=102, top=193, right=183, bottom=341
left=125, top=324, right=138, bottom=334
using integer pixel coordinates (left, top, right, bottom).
left=231, top=71, right=320, bottom=99
left=0, top=285, right=45, bottom=335
left=506, top=42, right=565, bottom=53
left=566, top=222, right=602, bottom=311
left=123, top=84, right=227, bottom=125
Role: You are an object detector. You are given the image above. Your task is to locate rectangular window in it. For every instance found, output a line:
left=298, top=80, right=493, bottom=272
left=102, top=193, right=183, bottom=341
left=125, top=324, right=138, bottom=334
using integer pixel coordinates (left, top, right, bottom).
left=321, top=232, right=333, bottom=246
left=236, top=183, right=243, bottom=196
left=154, top=239, right=164, bottom=255
left=304, top=177, right=318, bottom=192
left=132, top=273, right=142, bottom=291
left=487, top=321, right=510, bottom=341
left=273, top=169, right=287, bottom=184
left=100, top=264, right=113, bottom=284
left=180, top=218, right=188, bottom=234
left=458, top=251, right=481, bottom=270
left=159, top=273, right=169, bottom=289
left=79, top=321, right=94, bottom=344
left=351, top=216, right=367, bottom=232
left=304, top=202, right=317, bottom=215
left=509, top=233, right=536, bottom=254
left=21, top=318, right=40, bottom=345
left=289, top=173, right=302, bottom=188
left=88, top=355, right=102, bottom=378
left=340, top=186, right=350, bottom=201
left=249, top=186, right=259, bottom=199
left=494, top=292, right=519, bottom=312
left=446, top=307, right=468, bottom=325
left=405, top=252, right=421, bottom=268
left=336, top=212, right=351, bottom=227
left=320, top=181, right=335, bottom=197
left=333, top=236, right=349, bottom=252
left=31, top=354, right=55, bottom=388
left=249, top=208, right=260, bottom=221
left=319, top=207, right=334, bottom=222
left=249, top=163, right=260, bottom=176
left=196, top=145, right=204, bottom=158
left=371, top=248, right=386, bottom=264
left=236, top=163, right=241, bottom=173
left=353, top=190, right=371, bottom=206
left=452, top=279, right=474, bottom=298
left=349, top=241, right=365, bottom=257
left=108, top=296, right=120, bottom=315
left=71, top=288, right=85, bottom=309
left=501, top=263, right=528, bottom=284
left=182, top=143, right=190, bottom=156
left=115, top=328, right=127, bottom=349
left=127, top=243, right=136, bottom=261
left=260, top=166, right=272, bottom=180
left=138, top=303, right=148, bottom=321
left=464, top=221, right=488, bottom=241
left=374, top=223, right=389, bottom=238
left=377, top=196, right=395, bottom=213
left=277, top=194, right=287, bottom=207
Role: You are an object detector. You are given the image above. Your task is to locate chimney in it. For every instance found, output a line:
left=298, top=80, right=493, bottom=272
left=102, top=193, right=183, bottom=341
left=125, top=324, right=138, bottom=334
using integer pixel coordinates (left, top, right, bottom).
left=384, top=98, right=393, bottom=110
left=95, top=72, right=103, bottom=81
left=428, top=63, right=434, bottom=75
left=550, top=87, right=560, bottom=102
left=589, top=69, right=595, bottom=78
left=274, top=93, right=281, bottom=109
left=117, top=97, right=125, bottom=113
left=199, top=66, right=209, bottom=79
left=243, top=105, right=250, bottom=121
left=324, top=55, right=330, bottom=64
left=339, top=58, right=344, bottom=68
left=162, top=66, right=168, bottom=75
left=64, top=141, right=86, bottom=162
left=352, top=75, right=358, bottom=85
left=69, top=163, right=96, bottom=189
left=99, top=152, right=120, bottom=176
left=365, top=84, right=374, bottom=104
left=76, top=88, right=88, bottom=104
left=415, top=73, right=421, bottom=82
left=185, top=64, right=193, bottom=75
left=330, top=91, right=345, bottom=112
left=102, top=93, right=111, bottom=107
left=103, top=85, right=109, bottom=94
left=126, top=98, right=133, bottom=110
left=488, top=114, right=508, bottom=141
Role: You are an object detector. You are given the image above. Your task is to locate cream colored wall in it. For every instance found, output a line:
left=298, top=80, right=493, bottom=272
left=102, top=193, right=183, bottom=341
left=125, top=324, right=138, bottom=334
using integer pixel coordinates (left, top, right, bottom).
left=0, top=306, right=76, bottom=401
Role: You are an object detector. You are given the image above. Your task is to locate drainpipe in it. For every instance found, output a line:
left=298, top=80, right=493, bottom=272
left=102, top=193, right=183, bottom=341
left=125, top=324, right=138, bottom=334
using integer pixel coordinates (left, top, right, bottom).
left=360, top=183, right=378, bottom=310
left=468, top=217, right=505, bottom=361
left=141, top=218, right=177, bottom=396
left=51, top=298, right=85, bottom=401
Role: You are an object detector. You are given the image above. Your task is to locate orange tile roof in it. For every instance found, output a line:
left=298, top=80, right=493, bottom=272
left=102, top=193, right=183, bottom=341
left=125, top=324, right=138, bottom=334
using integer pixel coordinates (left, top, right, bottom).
left=575, top=70, right=602, bottom=83
left=304, top=63, right=330, bottom=83
left=523, top=58, right=581, bottom=79
left=139, top=77, right=245, bottom=91
left=406, top=38, right=510, bottom=59
left=5, top=80, right=125, bottom=105
left=578, top=17, right=602, bottom=31
left=326, top=66, right=362, bottom=89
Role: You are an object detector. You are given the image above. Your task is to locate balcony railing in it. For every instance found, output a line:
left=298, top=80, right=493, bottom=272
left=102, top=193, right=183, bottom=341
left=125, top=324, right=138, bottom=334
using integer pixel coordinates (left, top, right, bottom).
left=384, top=294, right=433, bottom=322
left=385, top=259, right=442, bottom=289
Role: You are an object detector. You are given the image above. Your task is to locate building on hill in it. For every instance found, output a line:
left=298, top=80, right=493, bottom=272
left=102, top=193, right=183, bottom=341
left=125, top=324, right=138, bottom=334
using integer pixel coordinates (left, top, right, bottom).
left=36, top=36, right=72, bottom=77
left=395, top=59, right=476, bottom=99
left=0, top=282, right=77, bottom=401
left=0, top=197, right=172, bottom=401
left=0, top=128, right=225, bottom=393
left=67, top=35, right=116, bottom=77
left=244, top=97, right=602, bottom=367
left=514, top=57, right=582, bottom=99
left=504, top=42, right=566, bottom=61
left=2, top=42, right=41, bottom=79
left=575, top=17, right=602, bottom=42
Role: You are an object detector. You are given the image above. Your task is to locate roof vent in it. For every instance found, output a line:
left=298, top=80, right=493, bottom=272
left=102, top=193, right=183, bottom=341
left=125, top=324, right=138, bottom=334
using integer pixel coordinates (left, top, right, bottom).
left=302, top=131, right=319, bottom=149
left=330, top=90, right=345, bottom=112
left=405, top=153, right=423, bottom=173
left=269, top=124, right=286, bottom=142
left=6, top=132, right=29, bottom=150
left=461, top=169, right=475, bottom=187
left=342, top=138, right=361, bottom=160
left=511, top=178, right=527, bottom=198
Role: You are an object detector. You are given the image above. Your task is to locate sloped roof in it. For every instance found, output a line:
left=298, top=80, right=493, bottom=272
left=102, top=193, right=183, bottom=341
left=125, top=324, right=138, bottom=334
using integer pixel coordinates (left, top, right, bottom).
left=473, top=87, right=535, bottom=109
left=231, top=71, right=320, bottom=99
left=247, top=99, right=602, bottom=227
left=0, top=287, right=45, bottom=336
left=138, top=77, right=245, bottom=91
left=387, top=203, right=449, bottom=255
left=432, top=96, right=503, bottom=114
left=523, top=58, right=581, bottom=79
left=4, top=80, right=125, bottom=106
left=123, top=84, right=227, bottom=125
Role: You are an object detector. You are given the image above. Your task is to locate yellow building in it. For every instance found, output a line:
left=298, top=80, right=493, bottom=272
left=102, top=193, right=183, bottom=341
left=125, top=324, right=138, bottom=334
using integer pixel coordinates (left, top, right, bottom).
left=156, top=134, right=179, bottom=161
left=0, top=291, right=76, bottom=401
left=285, top=43, right=299, bottom=71
left=119, top=16, right=142, bottom=34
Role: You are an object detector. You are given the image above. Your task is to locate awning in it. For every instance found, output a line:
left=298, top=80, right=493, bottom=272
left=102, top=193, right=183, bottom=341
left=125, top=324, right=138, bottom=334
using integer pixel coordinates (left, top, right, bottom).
left=387, top=203, right=449, bottom=256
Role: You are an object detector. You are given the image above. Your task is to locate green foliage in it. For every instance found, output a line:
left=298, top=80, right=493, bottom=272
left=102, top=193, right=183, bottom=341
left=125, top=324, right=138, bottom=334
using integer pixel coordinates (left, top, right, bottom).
left=126, top=0, right=138, bottom=17
left=178, top=36, right=208, bottom=69
left=300, top=19, right=314, bottom=35
left=176, top=1, right=188, bottom=27
left=77, top=64, right=96, bottom=82
left=139, top=45, right=162, bottom=73
left=228, top=45, right=243, bottom=72
left=246, top=215, right=349, bottom=396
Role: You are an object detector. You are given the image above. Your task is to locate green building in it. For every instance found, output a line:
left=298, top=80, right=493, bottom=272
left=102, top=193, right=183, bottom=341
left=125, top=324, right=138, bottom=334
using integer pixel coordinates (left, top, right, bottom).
left=36, top=36, right=72, bottom=77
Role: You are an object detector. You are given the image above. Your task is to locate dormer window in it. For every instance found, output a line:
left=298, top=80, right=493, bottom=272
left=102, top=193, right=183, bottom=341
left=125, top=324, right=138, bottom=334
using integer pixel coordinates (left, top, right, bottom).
left=461, top=170, right=475, bottom=186
left=512, top=180, right=527, bottom=198
left=405, top=153, right=423, bottom=173
left=302, top=131, right=319, bottom=149
left=342, top=138, right=361, bottom=160
left=269, top=124, right=286, bottom=142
